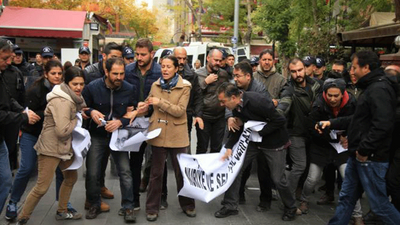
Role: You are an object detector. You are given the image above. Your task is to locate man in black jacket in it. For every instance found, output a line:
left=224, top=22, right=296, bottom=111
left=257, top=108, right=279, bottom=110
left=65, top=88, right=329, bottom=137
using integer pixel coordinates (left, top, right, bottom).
left=0, top=39, right=39, bottom=214
left=11, top=45, right=36, bottom=85
left=325, top=51, right=400, bottom=225
left=215, top=83, right=297, bottom=221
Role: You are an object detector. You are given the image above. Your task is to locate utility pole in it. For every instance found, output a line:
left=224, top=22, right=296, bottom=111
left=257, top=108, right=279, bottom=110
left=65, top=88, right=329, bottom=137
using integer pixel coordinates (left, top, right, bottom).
left=233, top=0, right=239, bottom=58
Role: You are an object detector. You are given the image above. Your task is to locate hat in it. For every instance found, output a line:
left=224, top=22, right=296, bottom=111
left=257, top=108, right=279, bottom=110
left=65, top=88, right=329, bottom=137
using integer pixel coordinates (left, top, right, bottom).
left=160, top=49, right=172, bottom=58
left=41, top=46, right=54, bottom=57
left=250, top=56, right=259, bottom=66
left=303, top=56, right=316, bottom=67
left=316, top=57, right=326, bottom=68
left=79, top=46, right=91, bottom=54
left=323, top=78, right=346, bottom=94
left=13, top=44, right=23, bottom=54
left=123, top=46, right=135, bottom=58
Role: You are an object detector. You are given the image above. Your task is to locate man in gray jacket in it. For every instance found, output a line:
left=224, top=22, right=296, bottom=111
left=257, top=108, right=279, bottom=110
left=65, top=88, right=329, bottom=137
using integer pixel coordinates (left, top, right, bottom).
left=196, top=49, right=230, bottom=154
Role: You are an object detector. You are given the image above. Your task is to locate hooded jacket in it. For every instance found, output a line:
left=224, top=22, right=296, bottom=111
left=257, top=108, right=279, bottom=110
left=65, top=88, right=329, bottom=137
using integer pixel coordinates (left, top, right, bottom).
left=34, top=84, right=85, bottom=160
left=253, top=65, right=286, bottom=99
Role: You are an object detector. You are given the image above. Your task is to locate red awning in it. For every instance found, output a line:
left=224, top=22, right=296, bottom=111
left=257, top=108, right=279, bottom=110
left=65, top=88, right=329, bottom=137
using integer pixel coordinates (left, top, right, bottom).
left=0, top=7, right=87, bottom=38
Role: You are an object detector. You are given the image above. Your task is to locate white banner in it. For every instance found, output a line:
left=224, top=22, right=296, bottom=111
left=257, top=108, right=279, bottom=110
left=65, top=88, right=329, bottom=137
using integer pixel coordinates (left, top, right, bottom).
left=109, top=117, right=161, bottom=152
left=178, top=121, right=266, bottom=203
left=65, top=113, right=91, bottom=170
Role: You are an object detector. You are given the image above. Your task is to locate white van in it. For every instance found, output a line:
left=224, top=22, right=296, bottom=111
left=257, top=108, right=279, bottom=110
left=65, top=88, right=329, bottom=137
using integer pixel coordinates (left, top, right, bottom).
left=153, top=42, right=249, bottom=69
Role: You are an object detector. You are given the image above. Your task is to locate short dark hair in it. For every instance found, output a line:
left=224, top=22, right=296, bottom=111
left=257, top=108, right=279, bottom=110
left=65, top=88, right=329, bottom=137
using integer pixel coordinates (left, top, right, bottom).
left=351, top=50, right=380, bottom=71
left=64, top=66, right=85, bottom=85
left=217, top=82, right=240, bottom=98
left=287, top=57, right=304, bottom=70
left=105, top=57, right=125, bottom=72
left=333, top=59, right=346, bottom=67
left=136, top=38, right=153, bottom=52
left=0, top=38, right=12, bottom=53
left=162, top=55, right=179, bottom=68
left=104, top=42, right=123, bottom=55
left=234, top=61, right=253, bottom=78
left=227, top=54, right=235, bottom=59
left=259, top=49, right=274, bottom=59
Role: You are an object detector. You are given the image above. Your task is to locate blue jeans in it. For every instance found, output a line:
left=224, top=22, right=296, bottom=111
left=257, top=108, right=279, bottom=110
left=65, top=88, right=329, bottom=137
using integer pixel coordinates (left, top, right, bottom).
left=329, top=157, right=400, bottom=225
left=10, top=133, right=38, bottom=203
left=0, top=140, right=12, bottom=214
left=85, top=134, right=134, bottom=209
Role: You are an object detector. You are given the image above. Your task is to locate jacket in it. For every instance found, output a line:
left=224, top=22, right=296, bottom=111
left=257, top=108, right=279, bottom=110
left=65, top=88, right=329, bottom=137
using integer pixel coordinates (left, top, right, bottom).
left=34, top=84, right=81, bottom=160
left=84, top=61, right=105, bottom=85
left=225, top=91, right=289, bottom=150
left=2, top=65, right=25, bottom=106
left=308, top=91, right=357, bottom=167
left=147, top=76, right=191, bottom=148
left=82, top=77, right=135, bottom=136
left=277, top=76, right=322, bottom=137
left=197, top=67, right=230, bottom=120
left=253, top=65, right=287, bottom=99
left=125, top=60, right=162, bottom=103
left=13, top=60, right=36, bottom=78
left=330, top=68, right=397, bottom=162
left=0, top=71, right=28, bottom=141
left=179, top=63, right=203, bottom=117
left=21, top=79, right=53, bottom=137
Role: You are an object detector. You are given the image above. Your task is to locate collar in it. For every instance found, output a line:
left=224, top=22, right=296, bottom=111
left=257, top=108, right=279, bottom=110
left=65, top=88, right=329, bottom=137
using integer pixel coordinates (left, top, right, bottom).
left=257, top=65, right=276, bottom=77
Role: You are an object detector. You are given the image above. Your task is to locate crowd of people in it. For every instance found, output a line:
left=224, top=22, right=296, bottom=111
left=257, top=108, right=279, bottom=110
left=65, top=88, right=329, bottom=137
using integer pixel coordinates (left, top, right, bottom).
left=1, top=36, right=400, bottom=225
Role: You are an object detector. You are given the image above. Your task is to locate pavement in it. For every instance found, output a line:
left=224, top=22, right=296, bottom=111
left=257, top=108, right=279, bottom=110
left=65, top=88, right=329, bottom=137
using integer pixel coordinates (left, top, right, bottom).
left=0, top=131, right=371, bottom=225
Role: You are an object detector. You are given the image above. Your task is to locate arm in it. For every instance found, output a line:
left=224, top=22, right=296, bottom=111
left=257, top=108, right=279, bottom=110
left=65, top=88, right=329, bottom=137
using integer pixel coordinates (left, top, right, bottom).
left=47, top=99, right=77, bottom=138
left=192, top=73, right=204, bottom=117
left=276, top=85, right=293, bottom=117
left=257, top=95, right=287, bottom=136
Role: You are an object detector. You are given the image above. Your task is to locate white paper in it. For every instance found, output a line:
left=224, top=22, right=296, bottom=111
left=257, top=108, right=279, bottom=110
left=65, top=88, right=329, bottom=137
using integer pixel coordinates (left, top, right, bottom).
left=65, top=113, right=91, bottom=170
left=178, top=121, right=263, bottom=203
left=330, top=142, right=348, bottom=154
left=109, top=117, right=161, bottom=152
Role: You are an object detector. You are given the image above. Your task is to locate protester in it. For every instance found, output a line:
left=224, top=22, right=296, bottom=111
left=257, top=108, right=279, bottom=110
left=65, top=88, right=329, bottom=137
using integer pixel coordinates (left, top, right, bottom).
left=83, top=58, right=136, bottom=222
left=216, top=82, right=297, bottom=221
left=194, top=59, right=201, bottom=70
left=16, top=66, right=86, bottom=225
left=323, top=51, right=400, bottom=225
left=139, top=55, right=195, bottom=222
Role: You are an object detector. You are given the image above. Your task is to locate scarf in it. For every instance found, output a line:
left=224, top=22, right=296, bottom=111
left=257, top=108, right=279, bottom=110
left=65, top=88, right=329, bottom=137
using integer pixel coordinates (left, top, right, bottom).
left=60, top=83, right=86, bottom=111
left=160, top=73, right=179, bottom=90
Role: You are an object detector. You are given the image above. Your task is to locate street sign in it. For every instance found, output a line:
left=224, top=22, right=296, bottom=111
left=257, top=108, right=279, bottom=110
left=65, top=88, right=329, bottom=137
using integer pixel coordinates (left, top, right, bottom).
left=231, top=36, right=237, bottom=44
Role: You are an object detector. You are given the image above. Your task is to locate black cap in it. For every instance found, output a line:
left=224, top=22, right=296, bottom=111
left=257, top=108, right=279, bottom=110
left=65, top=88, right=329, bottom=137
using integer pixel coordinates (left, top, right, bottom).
left=250, top=56, right=259, bottom=66
left=316, top=57, right=326, bottom=68
left=13, top=44, right=23, bottom=54
left=160, top=49, right=172, bottom=58
left=323, top=78, right=346, bottom=94
left=123, top=46, right=135, bottom=58
left=303, top=56, right=316, bottom=67
left=41, top=46, right=54, bottom=57
left=79, top=46, right=91, bottom=54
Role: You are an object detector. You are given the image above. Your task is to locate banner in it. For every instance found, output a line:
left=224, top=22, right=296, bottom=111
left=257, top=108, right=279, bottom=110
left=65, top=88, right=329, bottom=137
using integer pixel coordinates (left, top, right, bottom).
left=65, top=113, right=91, bottom=170
left=178, top=121, right=266, bottom=203
left=109, top=117, right=161, bottom=152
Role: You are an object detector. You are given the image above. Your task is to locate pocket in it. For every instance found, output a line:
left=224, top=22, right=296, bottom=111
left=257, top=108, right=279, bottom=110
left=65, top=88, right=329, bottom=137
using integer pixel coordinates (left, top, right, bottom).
left=173, top=118, right=187, bottom=125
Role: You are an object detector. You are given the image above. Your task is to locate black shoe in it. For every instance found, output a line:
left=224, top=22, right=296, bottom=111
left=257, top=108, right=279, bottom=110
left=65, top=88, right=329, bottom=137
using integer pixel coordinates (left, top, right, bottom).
left=214, top=207, right=239, bottom=218
left=86, top=206, right=101, bottom=219
left=256, top=202, right=271, bottom=212
left=124, top=209, right=136, bottom=223
left=134, top=200, right=140, bottom=211
left=183, top=209, right=196, bottom=217
left=160, top=197, right=168, bottom=210
left=282, top=208, right=297, bottom=221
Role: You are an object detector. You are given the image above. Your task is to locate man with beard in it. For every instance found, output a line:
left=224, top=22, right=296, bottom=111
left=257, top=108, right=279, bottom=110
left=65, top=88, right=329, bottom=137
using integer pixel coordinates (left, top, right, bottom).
left=253, top=49, right=286, bottom=106
left=78, top=46, right=91, bottom=70
left=125, top=38, right=161, bottom=212
left=84, top=42, right=123, bottom=84
left=83, top=58, right=136, bottom=222
left=196, top=49, right=230, bottom=154
left=277, top=58, right=322, bottom=201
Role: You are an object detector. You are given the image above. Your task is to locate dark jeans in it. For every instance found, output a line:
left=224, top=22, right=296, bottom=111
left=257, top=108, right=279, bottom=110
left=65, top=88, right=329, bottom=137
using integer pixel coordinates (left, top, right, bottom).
left=86, top=135, right=134, bottom=209
left=146, top=146, right=195, bottom=214
left=196, top=117, right=225, bottom=154
left=5, top=123, right=20, bottom=170
left=222, top=142, right=296, bottom=211
left=239, top=151, right=272, bottom=204
left=0, top=140, right=12, bottom=214
left=387, top=154, right=400, bottom=212
left=328, top=157, right=400, bottom=225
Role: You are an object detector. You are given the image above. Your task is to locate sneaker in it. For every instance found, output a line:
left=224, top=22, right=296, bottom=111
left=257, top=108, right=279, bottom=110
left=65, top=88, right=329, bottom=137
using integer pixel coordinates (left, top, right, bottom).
left=282, top=208, right=297, bottom=221
left=100, top=187, right=114, bottom=199
left=146, top=213, right=158, bottom=222
left=272, top=188, right=280, bottom=201
left=317, top=193, right=334, bottom=205
left=16, top=218, right=28, bottom=225
left=84, top=200, right=110, bottom=212
left=214, top=207, right=239, bottom=218
left=124, top=209, right=136, bottom=223
left=67, top=202, right=77, bottom=213
left=298, top=201, right=309, bottom=214
left=55, top=211, right=82, bottom=220
left=183, top=209, right=196, bottom=217
left=134, top=199, right=140, bottom=211
left=86, top=206, right=101, bottom=219
left=5, top=201, right=18, bottom=221
left=118, top=208, right=126, bottom=216
left=160, top=197, right=168, bottom=210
